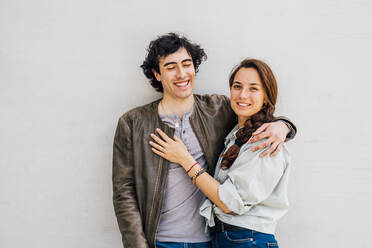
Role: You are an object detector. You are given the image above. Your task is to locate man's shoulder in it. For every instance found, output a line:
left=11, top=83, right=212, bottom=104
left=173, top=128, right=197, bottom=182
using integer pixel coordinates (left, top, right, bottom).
left=195, top=93, right=230, bottom=107
left=118, top=99, right=160, bottom=123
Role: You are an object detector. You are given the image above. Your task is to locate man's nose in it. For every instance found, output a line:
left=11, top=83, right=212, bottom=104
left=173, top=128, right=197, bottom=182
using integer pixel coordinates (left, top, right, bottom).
left=176, top=66, right=187, bottom=78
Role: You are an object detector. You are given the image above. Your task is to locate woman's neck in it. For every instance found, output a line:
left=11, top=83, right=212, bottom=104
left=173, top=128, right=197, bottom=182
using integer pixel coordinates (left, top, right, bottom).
left=238, top=116, right=249, bottom=128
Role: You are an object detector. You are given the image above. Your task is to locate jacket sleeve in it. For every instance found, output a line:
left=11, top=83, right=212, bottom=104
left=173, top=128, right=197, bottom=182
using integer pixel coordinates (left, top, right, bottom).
left=273, top=116, right=297, bottom=141
left=218, top=145, right=287, bottom=215
left=112, top=116, right=149, bottom=248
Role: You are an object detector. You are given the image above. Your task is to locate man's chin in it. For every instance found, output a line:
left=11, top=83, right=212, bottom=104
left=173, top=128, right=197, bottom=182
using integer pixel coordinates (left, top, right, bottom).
left=175, top=91, right=193, bottom=100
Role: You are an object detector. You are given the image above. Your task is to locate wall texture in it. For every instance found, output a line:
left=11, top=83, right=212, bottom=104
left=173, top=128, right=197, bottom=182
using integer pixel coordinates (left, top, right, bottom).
left=1, top=0, right=371, bottom=247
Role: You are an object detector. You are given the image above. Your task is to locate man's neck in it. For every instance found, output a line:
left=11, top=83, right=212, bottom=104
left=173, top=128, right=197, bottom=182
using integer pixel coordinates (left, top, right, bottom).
left=160, top=94, right=195, bottom=118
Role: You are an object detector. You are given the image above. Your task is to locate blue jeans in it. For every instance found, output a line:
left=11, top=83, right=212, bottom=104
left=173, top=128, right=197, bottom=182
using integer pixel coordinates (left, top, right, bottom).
left=155, top=241, right=212, bottom=248
left=211, top=229, right=279, bottom=248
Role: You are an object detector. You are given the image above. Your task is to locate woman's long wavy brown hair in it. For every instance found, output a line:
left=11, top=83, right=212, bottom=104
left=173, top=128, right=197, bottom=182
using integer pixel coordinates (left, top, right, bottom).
left=220, top=58, right=278, bottom=170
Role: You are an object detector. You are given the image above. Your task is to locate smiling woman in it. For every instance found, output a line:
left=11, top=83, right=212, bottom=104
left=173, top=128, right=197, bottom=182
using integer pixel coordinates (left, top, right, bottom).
left=230, top=67, right=266, bottom=128
left=150, top=58, right=291, bottom=248
left=220, top=58, right=277, bottom=169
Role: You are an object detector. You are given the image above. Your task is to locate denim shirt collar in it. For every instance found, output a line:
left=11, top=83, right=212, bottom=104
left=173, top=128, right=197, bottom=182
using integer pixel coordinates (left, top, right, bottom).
left=224, top=124, right=240, bottom=147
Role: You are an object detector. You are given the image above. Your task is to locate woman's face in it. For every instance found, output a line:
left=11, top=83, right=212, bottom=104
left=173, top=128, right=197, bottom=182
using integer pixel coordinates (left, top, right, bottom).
left=230, top=67, right=266, bottom=127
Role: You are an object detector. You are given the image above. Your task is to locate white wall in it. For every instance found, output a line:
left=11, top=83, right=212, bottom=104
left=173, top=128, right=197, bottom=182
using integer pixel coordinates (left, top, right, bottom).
left=1, top=0, right=371, bottom=247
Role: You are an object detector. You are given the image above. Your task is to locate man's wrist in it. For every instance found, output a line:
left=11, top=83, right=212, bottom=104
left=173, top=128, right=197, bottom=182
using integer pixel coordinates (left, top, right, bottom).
left=277, top=120, right=295, bottom=141
left=278, top=120, right=290, bottom=134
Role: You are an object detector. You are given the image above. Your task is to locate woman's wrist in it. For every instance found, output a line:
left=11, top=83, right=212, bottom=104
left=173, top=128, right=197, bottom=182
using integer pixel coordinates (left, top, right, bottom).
left=181, top=154, right=197, bottom=170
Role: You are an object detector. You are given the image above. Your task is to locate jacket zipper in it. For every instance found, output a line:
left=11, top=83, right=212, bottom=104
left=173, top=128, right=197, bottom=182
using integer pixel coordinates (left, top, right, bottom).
left=149, top=125, right=172, bottom=247
left=150, top=157, right=165, bottom=247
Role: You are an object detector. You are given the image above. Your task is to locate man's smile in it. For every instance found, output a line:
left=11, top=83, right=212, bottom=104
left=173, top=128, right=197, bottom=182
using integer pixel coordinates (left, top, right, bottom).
left=174, top=80, right=190, bottom=88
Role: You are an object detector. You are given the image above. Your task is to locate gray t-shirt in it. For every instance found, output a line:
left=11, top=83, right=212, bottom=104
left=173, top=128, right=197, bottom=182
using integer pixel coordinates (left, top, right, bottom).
left=156, top=108, right=211, bottom=243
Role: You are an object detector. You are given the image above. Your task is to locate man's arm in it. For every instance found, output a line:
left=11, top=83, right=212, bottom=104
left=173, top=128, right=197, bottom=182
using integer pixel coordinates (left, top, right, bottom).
left=274, top=116, right=297, bottom=141
left=248, top=117, right=297, bottom=157
left=113, top=117, right=149, bottom=248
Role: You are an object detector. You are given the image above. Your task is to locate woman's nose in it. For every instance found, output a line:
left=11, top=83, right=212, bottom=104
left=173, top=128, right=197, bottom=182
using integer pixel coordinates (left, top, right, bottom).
left=239, top=88, right=249, bottom=98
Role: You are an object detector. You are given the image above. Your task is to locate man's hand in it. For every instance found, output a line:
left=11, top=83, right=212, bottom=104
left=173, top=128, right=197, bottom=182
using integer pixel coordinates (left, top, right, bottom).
left=248, top=121, right=290, bottom=157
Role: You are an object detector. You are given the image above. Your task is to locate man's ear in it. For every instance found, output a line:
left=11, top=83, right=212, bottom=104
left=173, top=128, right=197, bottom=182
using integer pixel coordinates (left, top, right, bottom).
left=152, top=69, right=161, bottom=82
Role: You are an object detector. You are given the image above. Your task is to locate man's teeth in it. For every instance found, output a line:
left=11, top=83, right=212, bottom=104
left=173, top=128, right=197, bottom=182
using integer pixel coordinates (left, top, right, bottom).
left=175, top=81, right=188, bottom=86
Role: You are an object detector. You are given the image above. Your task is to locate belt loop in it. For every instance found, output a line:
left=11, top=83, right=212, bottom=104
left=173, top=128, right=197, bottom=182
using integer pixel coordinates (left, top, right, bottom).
left=221, top=222, right=225, bottom=232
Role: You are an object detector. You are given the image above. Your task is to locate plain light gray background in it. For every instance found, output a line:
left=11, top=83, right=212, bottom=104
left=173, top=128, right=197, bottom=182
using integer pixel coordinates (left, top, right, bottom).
left=1, top=0, right=371, bottom=247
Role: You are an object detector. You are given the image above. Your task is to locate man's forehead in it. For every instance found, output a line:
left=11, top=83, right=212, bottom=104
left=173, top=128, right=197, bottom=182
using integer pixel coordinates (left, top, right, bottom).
left=159, top=47, right=192, bottom=65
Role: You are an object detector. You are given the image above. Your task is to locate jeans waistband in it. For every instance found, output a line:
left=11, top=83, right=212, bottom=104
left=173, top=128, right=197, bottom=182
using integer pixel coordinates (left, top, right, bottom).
left=210, top=218, right=248, bottom=233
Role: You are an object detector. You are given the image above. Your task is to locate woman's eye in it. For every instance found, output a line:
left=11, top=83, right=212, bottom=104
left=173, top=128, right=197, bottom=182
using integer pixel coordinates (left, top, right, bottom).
left=250, top=87, right=258, bottom=91
left=183, top=63, right=192, bottom=67
left=233, top=85, right=241, bottom=89
left=166, top=67, right=175, bottom=70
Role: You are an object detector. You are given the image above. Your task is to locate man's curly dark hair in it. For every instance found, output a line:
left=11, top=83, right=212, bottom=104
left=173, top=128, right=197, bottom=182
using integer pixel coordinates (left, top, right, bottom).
left=140, top=33, right=207, bottom=92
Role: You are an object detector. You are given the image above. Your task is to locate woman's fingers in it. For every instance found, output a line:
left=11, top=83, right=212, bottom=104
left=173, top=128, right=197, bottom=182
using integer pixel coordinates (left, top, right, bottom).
left=150, top=133, right=167, bottom=147
left=173, top=135, right=182, bottom=143
left=151, top=147, right=166, bottom=159
left=156, top=128, right=173, bottom=142
left=149, top=141, right=165, bottom=152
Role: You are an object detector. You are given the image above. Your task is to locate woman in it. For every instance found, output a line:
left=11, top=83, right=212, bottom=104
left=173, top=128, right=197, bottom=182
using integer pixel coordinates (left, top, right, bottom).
left=150, top=58, right=291, bottom=248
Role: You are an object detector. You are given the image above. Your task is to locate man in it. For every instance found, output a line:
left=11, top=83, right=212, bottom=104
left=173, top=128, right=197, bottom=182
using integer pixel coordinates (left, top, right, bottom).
left=113, top=33, right=296, bottom=248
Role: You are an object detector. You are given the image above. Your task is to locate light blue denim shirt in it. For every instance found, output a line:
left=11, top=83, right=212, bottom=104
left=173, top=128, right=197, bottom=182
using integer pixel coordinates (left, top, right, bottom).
left=200, top=124, right=292, bottom=235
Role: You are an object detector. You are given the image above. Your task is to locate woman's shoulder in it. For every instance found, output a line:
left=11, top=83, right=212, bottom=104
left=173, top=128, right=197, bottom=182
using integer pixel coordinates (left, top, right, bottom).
left=239, top=138, right=291, bottom=164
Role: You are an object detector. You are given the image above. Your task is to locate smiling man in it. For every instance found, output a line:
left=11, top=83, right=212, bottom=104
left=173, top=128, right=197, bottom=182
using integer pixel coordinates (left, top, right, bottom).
left=112, top=33, right=296, bottom=248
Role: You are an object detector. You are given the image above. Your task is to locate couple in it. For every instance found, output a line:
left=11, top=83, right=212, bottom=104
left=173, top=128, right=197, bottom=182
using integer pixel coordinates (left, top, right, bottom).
left=112, top=33, right=296, bottom=248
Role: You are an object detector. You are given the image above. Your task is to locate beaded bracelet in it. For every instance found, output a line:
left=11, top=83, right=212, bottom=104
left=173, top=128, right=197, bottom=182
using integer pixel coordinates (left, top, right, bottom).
left=192, top=167, right=206, bottom=184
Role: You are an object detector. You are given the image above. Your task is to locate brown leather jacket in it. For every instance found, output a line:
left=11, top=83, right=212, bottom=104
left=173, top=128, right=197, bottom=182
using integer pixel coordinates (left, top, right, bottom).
left=112, top=94, right=296, bottom=248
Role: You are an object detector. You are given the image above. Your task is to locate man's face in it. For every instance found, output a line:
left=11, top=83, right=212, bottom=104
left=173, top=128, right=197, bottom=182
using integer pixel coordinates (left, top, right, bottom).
left=153, top=47, right=195, bottom=101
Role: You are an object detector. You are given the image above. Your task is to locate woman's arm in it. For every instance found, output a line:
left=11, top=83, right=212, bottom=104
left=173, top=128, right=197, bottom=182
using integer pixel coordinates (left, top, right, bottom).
left=150, top=128, right=288, bottom=215
left=149, top=129, right=232, bottom=213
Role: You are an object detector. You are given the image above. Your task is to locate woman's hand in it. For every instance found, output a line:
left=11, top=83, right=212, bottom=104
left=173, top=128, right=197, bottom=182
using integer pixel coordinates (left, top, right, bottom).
left=149, top=128, right=193, bottom=168
left=248, top=121, right=289, bottom=157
